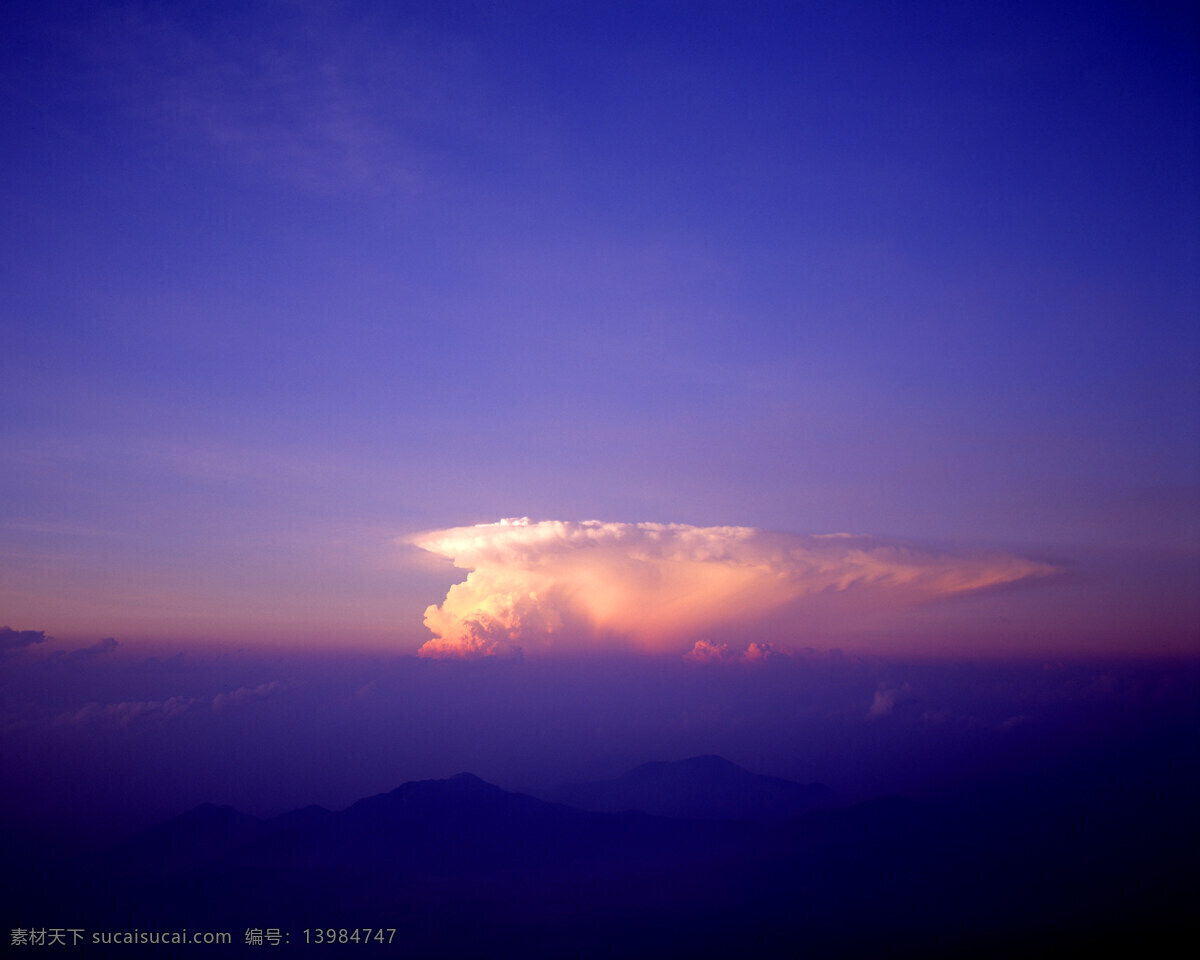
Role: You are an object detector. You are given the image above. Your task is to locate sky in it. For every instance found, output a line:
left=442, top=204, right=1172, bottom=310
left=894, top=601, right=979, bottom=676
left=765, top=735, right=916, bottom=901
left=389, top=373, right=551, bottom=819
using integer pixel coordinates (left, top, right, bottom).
left=1, top=0, right=1198, bottom=658
left=0, top=2, right=1198, bottom=876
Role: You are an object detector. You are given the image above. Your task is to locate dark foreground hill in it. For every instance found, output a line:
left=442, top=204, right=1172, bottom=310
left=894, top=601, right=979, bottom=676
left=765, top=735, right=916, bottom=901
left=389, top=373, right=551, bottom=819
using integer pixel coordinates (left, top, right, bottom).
left=7, top=747, right=1198, bottom=958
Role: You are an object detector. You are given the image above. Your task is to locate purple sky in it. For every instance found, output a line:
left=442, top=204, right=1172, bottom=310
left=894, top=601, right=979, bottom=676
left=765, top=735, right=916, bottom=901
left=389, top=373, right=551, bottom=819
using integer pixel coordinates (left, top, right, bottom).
left=1, top=5, right=1198, bottom=872
left=1, top=0, right=1197, bottom=656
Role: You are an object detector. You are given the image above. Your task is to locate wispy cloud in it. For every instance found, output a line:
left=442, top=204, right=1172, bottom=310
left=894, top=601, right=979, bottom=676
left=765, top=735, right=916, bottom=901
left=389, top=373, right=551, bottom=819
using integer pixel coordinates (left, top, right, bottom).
left=60, top=695, right=197, bottom=728
left=60, top=2, right=473, bottom=196
left=211, top=681, right=278, bottom=713
left=58, top=637, right=118, bottom=661
left=38, top=681, right=282, bottom=731
left=408, top=519, right=1055, bottom=659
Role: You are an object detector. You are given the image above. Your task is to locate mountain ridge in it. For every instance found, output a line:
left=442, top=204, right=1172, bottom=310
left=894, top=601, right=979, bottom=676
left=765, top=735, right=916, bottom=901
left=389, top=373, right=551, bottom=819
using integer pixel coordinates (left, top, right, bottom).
left=11, top=753, right=1190, bottom=957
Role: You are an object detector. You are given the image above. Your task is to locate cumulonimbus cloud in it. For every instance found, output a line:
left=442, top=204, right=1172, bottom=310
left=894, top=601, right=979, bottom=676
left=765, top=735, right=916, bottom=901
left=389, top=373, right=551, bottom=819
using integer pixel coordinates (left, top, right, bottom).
left=407, top=519, right=1055, bottom=659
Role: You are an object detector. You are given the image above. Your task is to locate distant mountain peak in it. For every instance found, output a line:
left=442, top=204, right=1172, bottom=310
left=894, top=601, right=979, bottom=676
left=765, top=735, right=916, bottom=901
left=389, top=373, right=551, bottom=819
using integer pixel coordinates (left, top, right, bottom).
left=340, top=772, right=505, bottom=818
left=683, top=754, right=737, bottom=766
left=447, top=771, right=490, bottom=786
left=393, top=772, right=501, bottom=795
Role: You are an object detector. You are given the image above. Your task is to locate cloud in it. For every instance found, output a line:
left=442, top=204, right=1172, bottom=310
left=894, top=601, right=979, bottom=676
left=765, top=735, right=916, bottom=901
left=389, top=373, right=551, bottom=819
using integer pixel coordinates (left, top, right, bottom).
left=44, top=682, right=282, bottom=730
left=684, top=640, right=791, bottom=664
left=408, top=519, right=1055, bottom=659
left=0, top=626, right=48, bottom=651
left=65, top=3, right=498, bottom=199
left=744, top=641, right=788, bottom=662
left=61, top=637, right=118, bottom=661
left=211, top=681, right=279, bottom=713
left=61, top=696, right=198, bottom=728
left=684, top=640, right=734, bottom=664
left=866, top=682, right=915, bottom=720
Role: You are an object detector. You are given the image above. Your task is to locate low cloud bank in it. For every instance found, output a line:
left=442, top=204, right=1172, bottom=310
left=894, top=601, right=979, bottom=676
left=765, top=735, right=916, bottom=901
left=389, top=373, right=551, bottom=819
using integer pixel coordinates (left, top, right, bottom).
left=408, top=519, right=1054, bottom=659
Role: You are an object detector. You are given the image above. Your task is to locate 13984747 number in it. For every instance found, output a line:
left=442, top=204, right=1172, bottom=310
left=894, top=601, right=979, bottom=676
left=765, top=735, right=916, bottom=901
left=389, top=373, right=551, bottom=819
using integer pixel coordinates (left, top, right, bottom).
left=304, top=929, right=396, bottom=944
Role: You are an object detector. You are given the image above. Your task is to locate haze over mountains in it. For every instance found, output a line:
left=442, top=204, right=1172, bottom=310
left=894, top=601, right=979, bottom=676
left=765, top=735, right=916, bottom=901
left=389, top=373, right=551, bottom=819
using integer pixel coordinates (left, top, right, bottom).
left=543, top=754, right=833, bottom=820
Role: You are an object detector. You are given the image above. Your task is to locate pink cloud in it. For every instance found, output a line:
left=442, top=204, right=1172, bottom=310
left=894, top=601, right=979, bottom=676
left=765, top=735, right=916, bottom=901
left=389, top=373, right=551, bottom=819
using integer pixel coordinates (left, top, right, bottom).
left=408, top=519, right=1055, bottom=659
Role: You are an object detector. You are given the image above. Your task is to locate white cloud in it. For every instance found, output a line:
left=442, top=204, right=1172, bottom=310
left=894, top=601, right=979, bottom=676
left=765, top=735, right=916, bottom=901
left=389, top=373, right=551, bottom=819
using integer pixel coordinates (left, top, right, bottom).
left=408, top=519, right=1055, bottom=659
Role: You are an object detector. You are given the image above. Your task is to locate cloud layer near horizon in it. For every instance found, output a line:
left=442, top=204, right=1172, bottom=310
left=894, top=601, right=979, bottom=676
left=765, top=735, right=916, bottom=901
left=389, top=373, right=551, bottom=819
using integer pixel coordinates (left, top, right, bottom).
left=408, top=519, right=1054, bottom=658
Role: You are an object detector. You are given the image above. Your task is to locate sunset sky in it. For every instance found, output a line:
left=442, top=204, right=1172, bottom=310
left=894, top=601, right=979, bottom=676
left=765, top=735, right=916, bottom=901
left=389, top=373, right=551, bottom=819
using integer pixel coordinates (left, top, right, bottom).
left=1, top=5, right=1199, bottom=882
left=2, top=0, right=1197, bottom=658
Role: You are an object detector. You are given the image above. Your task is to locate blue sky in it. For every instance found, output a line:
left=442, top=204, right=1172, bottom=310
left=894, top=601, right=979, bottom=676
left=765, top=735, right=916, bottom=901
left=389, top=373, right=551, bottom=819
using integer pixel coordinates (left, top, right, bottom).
left=1, top=0, right=1196, bottom=650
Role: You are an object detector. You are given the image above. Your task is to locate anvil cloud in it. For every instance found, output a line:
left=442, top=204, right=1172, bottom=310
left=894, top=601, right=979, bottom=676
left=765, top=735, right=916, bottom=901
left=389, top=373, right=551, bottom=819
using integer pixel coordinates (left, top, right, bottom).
left=409, top=520, right=1054, bottom=658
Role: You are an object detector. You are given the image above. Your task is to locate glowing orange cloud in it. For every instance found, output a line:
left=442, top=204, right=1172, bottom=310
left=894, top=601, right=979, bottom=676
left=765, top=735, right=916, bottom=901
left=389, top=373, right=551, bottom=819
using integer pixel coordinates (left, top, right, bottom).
left=408, top=519, right=1055, bottom=658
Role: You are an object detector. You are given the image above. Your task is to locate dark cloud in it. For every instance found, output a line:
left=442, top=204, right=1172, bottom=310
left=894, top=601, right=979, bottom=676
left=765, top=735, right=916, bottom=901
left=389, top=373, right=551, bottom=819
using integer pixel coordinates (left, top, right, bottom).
left=0, top=626, right=48, bottom=651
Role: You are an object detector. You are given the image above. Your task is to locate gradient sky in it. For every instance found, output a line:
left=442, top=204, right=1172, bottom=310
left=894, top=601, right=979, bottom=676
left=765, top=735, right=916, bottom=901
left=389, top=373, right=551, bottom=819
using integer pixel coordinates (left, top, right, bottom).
left=1, top=0, right=1197, bottom=654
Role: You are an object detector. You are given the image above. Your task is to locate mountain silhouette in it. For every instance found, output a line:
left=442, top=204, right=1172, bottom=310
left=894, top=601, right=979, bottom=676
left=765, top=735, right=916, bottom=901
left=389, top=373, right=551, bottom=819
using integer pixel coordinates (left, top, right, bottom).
left=108, top=803, right=265, bottom=878
left=9, top=749, right=1194, bottom=958
left=544, top=754, right=833, bottom=821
